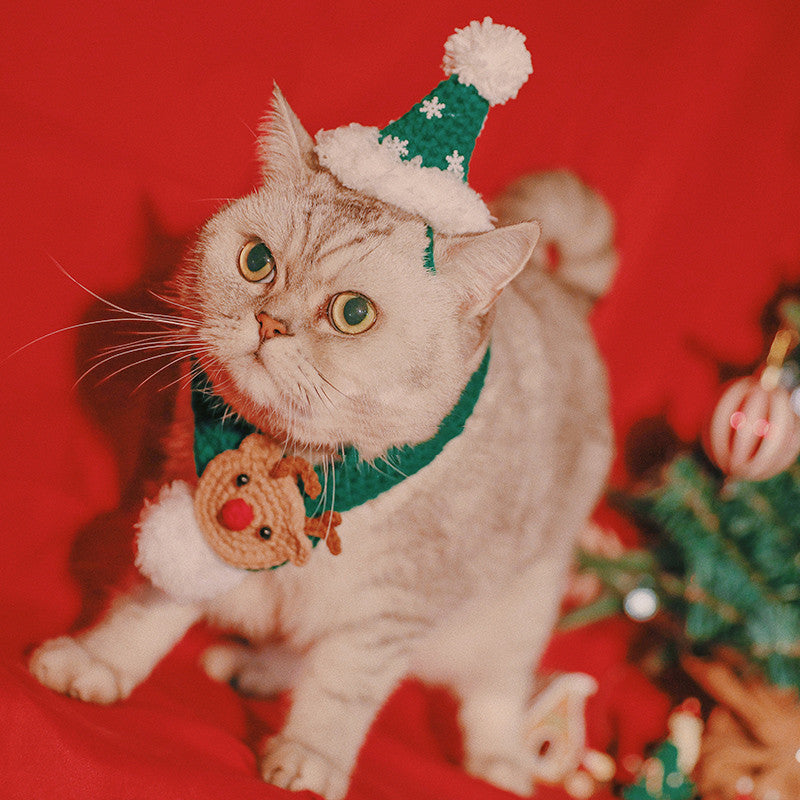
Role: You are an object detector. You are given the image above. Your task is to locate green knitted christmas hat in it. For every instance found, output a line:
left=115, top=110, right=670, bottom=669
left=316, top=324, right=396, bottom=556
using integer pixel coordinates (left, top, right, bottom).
left=314, top=17, right=532, bottom=235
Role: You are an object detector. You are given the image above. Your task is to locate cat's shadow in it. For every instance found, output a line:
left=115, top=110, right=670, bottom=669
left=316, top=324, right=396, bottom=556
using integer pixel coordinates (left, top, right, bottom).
left=68, top=198, right=191, bottom=631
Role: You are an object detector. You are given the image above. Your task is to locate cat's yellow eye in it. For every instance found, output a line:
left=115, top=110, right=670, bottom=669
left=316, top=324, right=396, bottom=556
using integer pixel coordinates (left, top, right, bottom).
left=238, top=240, right=276, bottom=283
left=328, top=292, right=377, bottom=335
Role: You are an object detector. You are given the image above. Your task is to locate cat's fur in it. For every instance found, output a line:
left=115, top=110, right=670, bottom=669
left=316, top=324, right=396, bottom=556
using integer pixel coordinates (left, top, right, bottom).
left=30, top=89, right=614, bottom=798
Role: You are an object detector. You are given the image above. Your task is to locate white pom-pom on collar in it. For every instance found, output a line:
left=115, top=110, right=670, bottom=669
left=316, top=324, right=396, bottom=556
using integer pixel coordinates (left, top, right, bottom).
left=442, top=17, right=532, bottom=106
left=135, top=480, right=246, bottom=603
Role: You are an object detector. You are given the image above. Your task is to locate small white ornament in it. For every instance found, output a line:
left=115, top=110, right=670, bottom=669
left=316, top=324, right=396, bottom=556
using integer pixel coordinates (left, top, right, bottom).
left=581, top=749, right=616, bottom=782
left=563, top=770, right=595, bottom=799
left=623, top=586, right=659, bottom=622
left=419, top=96, right=445, bottom=119
left=667, top=699, right=703, bottom=775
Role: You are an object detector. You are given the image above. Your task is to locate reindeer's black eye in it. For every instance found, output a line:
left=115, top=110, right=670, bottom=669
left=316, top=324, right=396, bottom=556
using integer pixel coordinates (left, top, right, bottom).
left=235, top=473, right=250, bottom=486
left=259, top=527, right=272, bottom=540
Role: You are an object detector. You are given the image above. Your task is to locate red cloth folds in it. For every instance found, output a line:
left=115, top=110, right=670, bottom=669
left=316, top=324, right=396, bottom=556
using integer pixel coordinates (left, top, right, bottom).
left=2, top=2, right=799, bottom=797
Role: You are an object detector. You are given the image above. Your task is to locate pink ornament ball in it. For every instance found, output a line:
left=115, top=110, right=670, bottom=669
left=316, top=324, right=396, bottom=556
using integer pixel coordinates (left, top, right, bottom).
left=705, top=375, right=800, bottom=481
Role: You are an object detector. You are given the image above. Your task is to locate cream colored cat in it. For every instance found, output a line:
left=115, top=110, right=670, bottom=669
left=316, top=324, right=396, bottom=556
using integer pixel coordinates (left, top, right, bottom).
left=30, top=85, right=615, bottom=799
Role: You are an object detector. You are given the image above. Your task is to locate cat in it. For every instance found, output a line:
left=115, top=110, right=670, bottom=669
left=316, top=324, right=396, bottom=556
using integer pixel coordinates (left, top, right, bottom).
left=29, top=87, right=615, bottom=799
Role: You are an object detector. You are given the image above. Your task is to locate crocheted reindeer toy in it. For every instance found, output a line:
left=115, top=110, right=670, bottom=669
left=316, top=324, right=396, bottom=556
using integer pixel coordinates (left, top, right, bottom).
left=136, top=433, right=341, bottom=603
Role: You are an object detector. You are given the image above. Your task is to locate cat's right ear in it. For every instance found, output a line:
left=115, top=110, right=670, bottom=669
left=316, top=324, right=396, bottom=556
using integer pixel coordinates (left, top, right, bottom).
left=258, top=84, right=316, bottom=184
left=436, top=221, right=541, bottom=317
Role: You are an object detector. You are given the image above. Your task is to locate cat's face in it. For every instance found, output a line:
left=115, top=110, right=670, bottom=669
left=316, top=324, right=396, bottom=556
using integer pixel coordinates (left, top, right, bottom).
left=179, top=89, right=539, bottom=460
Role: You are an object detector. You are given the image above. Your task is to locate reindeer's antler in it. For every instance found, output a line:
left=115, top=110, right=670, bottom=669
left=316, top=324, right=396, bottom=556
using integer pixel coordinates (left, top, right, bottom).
left=271, top=456, right=322, bottom=499
left=305, top=511, right=342, bottom=556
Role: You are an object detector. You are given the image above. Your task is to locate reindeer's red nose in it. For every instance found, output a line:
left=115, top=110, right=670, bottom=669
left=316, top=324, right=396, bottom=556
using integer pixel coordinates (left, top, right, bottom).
left=218, top=498, right=254, bottom=531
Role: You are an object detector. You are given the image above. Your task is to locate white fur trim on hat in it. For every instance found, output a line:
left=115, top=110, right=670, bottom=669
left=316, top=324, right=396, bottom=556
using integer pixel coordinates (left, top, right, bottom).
left=443, top=17, right=532, bottom=106
left=314, top=123, right=493, bottom=234
left=135, top=480, right=246, bottom=603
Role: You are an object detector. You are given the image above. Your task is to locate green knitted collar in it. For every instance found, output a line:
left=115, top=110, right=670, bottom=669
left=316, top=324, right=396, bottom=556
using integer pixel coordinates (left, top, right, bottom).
left=191, top=348, right=490, bottom=517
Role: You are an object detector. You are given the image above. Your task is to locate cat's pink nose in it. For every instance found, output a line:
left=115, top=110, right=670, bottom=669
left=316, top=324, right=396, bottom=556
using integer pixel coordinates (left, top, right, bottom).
left=256, top=312, right=288, bottom=340
left=218, top=498, right=254, bottom=531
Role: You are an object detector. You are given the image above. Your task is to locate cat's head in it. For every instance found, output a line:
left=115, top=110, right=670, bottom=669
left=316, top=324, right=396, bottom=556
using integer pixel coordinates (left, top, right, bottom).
left=179, top=88, right=539, bottom=460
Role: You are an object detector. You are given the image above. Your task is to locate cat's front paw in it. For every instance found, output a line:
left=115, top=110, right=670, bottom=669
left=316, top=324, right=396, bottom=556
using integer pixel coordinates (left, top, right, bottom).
left=261, top=734, right=349, bottom=800
left=29, top=636, right=133, bottom=704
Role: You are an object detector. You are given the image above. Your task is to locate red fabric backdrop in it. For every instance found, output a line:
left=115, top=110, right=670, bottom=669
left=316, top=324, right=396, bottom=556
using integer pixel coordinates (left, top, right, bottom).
left=2, top=2, right=800, bottom=798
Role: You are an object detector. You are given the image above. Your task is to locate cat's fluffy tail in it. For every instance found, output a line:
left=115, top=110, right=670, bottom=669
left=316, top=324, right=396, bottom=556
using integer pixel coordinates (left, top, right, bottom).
left=491, top=170, right=617, bottom=301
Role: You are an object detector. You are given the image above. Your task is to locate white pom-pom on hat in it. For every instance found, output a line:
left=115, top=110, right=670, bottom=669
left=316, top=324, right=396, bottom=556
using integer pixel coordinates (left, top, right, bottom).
left=443, top=17, right=533, bottom=106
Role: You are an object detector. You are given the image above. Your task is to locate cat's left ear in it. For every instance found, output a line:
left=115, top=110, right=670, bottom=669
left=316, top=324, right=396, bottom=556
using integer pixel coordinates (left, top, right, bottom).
left=436, top=221, right=541, bottom=316
left=258, top=84, right=316, bottom=184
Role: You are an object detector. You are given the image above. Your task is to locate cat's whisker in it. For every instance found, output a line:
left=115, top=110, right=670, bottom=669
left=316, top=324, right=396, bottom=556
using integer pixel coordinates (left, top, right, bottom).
left=323, top=498, right=336, bottom=544
left=81, top=349, right=182, bottom=384
left=383, top=451, right=411, bottom=479
left=48, top=256, right=197, bottom=329
left=309, top=457, right=326, bottom=518
left=296, top=365, right=331, bottom=414
left=316, top=440, right=344, bottom=519
left=98, top=326, right=200, bottom=342
left=159, top=362, right=204, bottom=394
left=79, top=336, right=208, bottom=384
left=312, top=366, right=350, bottom=400
left=203, top=375, right=230, bottom=399
left=76, top=350, right=173, bottom=389
left=328, top=446, right=337, bottom=519
left=321, top=386, right=338, bottom=412
left=311, top=383, right=331, bottom=412
left=99, top=333, right=179, bottom=349
left=147, top=289, right=201, bottom=319
left=117, top=310, right=198, bottom=328
left=214, top=378, right=235, bottom=399
left=281, top=404, right=295, bottom=454
left=312, top=453, right=328, bottom=516
left=115, top=307, right=194, bottom=324
left=193, top=362, right=235, bottom=401
left=219, top=400, right=245, bottom=428
left=97, top=335, right=205, bottom=357
left=238, top=115, right=259, bottom=143
left=176, top=356, right=223, bottom=394
left=90, top=347, right=197, bottom=388
left=3, top=318, right=186, bottom=362
left=133, top=351, right=200, bottom=393
left=310, top=451, right=331, bottom=518
left=358, top=451, right=405, bottom=482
